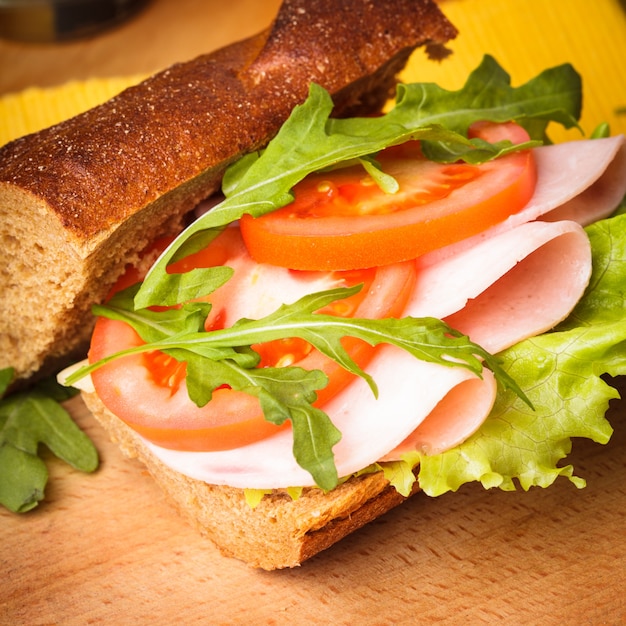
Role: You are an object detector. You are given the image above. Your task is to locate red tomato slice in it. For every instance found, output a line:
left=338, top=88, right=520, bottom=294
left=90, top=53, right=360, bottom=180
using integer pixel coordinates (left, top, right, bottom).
left=239, top=122, right=537, bottom=270
left=89, top=227, right=416, bottom=451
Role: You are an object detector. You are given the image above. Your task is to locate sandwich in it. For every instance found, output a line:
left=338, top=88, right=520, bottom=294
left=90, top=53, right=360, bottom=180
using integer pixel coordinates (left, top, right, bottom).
left=68, top=72, right=626, bottom=570
left=3, top=0, right=626, bottom=571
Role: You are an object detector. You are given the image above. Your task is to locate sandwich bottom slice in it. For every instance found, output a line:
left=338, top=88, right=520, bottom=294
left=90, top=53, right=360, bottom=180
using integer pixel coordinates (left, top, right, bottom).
left=82, top=391, right=420, bottom=570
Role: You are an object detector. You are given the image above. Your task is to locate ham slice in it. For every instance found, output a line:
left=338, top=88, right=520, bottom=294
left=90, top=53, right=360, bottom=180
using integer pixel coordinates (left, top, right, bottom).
left=420, top=134, right=626, bottom=268
left=383, top=220, right=591, bottom=459
left=141, top=135, right=625, bottom=489
left=540, top=135, right=626, bottom=225
left=145, top=353, right=496, bottom=487
left=408, top=220, right=592, bottom=353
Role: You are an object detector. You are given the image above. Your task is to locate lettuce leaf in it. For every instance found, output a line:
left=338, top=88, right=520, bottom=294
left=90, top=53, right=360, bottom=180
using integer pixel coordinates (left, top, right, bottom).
left=418, top=211, right=626, bottom=496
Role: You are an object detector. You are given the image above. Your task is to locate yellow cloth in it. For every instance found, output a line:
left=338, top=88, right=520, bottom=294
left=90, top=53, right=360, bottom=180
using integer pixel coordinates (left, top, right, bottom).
left=404, top=0, right=626, bottom=143
left=1, top=0, right=625, bottom=146
left=0, top=76, right=146, bottom=146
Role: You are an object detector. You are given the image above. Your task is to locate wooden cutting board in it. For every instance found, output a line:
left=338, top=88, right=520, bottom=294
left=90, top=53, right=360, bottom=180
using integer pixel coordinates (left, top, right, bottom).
left=1, top=388, right=625, bottom=625
left=1, top=1, right=625, bottom=623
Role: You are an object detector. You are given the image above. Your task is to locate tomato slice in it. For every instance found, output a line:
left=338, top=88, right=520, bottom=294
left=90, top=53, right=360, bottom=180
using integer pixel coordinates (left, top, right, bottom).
left=239, top=122, right=537, bottom=270
left=89, top=227, right=416, bottom=451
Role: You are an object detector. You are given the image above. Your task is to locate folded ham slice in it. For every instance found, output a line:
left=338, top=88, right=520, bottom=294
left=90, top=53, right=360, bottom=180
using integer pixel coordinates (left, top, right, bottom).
left=420, top=135, right=626, bottom=268
left=409, top=220, right=593, bottom=354
left=382, top=220, right=591, bottom=459
left=142, top=135, right=626, bottom=489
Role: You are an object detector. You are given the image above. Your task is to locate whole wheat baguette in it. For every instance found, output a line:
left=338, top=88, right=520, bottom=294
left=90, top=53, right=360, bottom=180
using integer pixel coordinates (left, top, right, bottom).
left=82, top=389, right=420, bottom=569
left=0, top=0, right=456, bottom=387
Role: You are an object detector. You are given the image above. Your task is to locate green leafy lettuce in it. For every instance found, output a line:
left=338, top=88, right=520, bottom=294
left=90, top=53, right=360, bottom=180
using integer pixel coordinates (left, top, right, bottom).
left=0, top=370, right=99, bottom=513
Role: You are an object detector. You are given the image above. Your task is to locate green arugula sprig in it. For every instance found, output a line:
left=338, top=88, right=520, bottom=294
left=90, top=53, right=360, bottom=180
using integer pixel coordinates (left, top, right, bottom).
left=134, top=55, right=581, bottom=309
left=0, top=368, right=99, bottom=513
left=67, top=284, right=528, bottom=490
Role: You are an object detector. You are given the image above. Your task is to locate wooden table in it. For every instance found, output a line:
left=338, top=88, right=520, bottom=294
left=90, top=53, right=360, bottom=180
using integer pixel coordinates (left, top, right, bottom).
left=2, top=1, right=625, bottom=624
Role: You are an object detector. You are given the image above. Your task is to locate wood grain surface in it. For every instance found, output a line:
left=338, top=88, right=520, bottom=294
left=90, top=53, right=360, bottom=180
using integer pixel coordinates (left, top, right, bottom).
left=1, top=1, right=625, bottom=624
left=2, top=388, right=625, bottom=625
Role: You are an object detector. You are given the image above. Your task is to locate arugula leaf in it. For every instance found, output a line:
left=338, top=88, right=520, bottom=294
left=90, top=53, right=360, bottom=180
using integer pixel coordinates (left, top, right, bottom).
left=134, top=55, right=582, bottom=309
left=0, top=371, right=99, bottom=513
left=391, top=54, right=581, bottom=160
left=75, top=287, right=527, bottom=406
left=69, top=284, right=526, bottom=490
left=417, top=212, right=626, bottom=496
left=186, top=355, right=341, bottom=489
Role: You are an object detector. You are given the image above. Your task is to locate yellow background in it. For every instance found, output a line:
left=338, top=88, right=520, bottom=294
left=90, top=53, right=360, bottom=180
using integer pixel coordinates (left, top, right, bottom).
left=1, top=0, right=625, bottom=146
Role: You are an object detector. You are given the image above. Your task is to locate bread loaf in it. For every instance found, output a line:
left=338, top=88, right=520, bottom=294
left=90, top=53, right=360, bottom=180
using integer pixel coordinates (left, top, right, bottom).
left=0, top=0, right=456, bottom=387
left=82, top=389, right=420, bottom=569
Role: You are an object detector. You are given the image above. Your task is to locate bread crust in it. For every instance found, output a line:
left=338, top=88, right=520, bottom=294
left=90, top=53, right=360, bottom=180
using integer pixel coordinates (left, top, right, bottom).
left=0, top=0, right=455, bottom=386
left=82, top=389, right=420, bottom=570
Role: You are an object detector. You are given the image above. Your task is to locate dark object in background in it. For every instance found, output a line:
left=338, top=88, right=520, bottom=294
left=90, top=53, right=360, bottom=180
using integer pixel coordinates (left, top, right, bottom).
left=0, top=0, right=150, bottom=42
